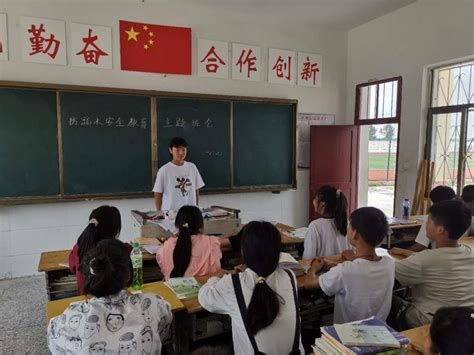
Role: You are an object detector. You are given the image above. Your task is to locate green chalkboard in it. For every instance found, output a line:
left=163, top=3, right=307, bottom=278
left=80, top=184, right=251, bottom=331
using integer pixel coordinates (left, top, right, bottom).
left=156, top=97, right=231, bottom=189
left=233, top=102, right=295, bottom=187
left=60, top=92, right=152, bottom=195
left=0, top=88, right=60, bottom=198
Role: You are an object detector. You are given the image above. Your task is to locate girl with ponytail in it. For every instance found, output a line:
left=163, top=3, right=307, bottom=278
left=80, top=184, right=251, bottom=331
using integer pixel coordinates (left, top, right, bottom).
left=303, top=185, right=352, bottom=259
left=156, top=205, right=221, bottom=280
left=69, top=205, right=126, bottom=295
left=199, top=221, right=303, bottom=355
left=49, top=239, right=172, bottom=354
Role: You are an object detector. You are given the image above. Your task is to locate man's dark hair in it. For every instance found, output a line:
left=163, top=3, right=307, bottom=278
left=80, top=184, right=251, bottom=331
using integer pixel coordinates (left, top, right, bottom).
left=428, top=200, right=471, bottom=240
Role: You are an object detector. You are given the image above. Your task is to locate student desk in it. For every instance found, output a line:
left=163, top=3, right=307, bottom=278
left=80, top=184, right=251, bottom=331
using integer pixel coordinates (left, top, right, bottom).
left=387, top=217, right=424, bottom=248
left=402, top=324, right=430, bottom=354
left=38, top=249, right=160, bottom=301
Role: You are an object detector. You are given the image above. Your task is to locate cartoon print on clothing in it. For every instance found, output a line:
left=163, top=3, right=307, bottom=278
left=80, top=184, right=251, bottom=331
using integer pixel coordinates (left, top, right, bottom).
left=106, top=313, right=125, bottom=332
left=68, top=314, right=82, bottom=331
left=118, top=332, right=137, bottom=355
left=50, top=314, right=67, bottom=339
left=130, top=293, right=141, bottom=306
left=140, top=325, right=153, bottom=355
left=89, top=341, right=107, bottom=355
left=175, top=176, right=191, bottom=197
left=84, top=314, right=100, bottom=339
left=141, top=298, right=152, bottom=323
left=65, top=336, right=82, bottom=354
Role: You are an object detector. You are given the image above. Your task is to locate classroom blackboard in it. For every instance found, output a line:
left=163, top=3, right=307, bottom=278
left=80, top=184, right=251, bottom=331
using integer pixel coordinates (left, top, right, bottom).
left=156, top=97, right=231, bottom=189
left=0, top=81, right=296, bottom=204
left=0, top=88, right=60, bottom=198
left=60, top=92, right=152, bottom=195
left=233, top=102, right=295, bottom=187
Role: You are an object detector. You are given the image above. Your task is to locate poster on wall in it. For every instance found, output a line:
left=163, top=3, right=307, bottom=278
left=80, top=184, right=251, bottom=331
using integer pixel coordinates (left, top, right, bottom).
left=232, top=43, right=261, bottom=81
left=198, top=39, right=228, bottom=79
left=268, top=48, right=296, bottom=85
left=298, top=113, right=335, bottom=168
left=297, top=52, right=322, bottom=88
left=0, top=13, right=8, bottom=61
left=20, top=16, right=67, bottom=65
left=70, top=23, right=112, bottom=69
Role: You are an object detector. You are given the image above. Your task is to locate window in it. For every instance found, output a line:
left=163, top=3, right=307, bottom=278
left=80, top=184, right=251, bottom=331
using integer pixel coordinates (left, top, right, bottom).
left=355, top=77, right=402, bottom=125
left=426, top=61, right=474, bottom=193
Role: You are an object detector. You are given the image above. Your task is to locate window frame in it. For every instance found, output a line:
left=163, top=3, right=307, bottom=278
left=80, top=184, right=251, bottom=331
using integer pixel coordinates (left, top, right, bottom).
left=354, top=76, right=402, bottom=126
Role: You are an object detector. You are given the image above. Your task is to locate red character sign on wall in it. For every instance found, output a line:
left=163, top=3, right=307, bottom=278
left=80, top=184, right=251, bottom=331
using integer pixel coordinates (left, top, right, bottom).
left=28, top=23, right=60, bottom=59
left=200, top=46, right=226, bottom=74
left=76, top=28, right=109, bottom=65
left=297, top=52, right=322, bottom=88
left=232, top=44, right=261, bottom=81
left=268, top=48, right=295, bottom=85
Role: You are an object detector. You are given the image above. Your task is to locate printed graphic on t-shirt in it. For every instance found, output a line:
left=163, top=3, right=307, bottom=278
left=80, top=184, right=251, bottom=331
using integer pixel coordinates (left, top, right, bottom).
left=175, top=176, right=192, bottom=197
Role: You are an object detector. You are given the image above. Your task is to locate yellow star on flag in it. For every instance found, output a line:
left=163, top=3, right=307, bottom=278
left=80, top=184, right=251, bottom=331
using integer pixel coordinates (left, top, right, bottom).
left=149, top=32, right=154, bottom=37
left=144, top=44, right=149, bottom=50
left=149, top=39, right=154, bottom=45
left=143, top=25, right=148, bottom=30
left=125, top=26, right=140, bottom=41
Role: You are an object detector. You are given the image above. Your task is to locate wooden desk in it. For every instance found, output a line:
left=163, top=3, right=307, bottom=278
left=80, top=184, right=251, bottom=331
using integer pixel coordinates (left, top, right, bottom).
left=39, top=249, right=160, bottom=301
left=47, top=281, right=185, bottom=321
left=402, top=324, right=430, bottom=354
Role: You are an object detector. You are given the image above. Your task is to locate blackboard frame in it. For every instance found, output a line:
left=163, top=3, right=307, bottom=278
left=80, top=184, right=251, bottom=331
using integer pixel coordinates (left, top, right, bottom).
left=0, top=80, right=297, bottom=205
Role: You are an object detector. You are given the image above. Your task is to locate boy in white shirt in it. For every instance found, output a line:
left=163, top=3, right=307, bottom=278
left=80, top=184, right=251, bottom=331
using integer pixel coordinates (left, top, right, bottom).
left=390, top=185, right=455, bottom=257
left=305, top=207, right=395, bottom=324
left=153, top=137, right=205, bottom=212
left=390, top=200, right=474, bottom=329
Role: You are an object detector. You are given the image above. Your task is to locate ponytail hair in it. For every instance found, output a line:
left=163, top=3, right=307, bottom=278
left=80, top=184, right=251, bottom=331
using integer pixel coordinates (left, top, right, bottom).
left=241, top=221, right=282, bottom=335
left=77, top=206, right=122, bottom=261
left=81, top=239, right=132, bottom=298
left=170, top=205, right=204, bottom=278
left=316, top=185, right=348, bottom=235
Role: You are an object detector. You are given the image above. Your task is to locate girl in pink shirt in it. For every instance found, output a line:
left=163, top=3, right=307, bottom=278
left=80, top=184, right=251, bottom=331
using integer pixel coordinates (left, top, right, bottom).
left=156, top=205, right=222, bottom=280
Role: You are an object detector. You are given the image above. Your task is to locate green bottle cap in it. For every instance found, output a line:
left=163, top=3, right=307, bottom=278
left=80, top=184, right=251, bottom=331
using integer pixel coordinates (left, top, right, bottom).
left=132, top=242, right=139, bottom=248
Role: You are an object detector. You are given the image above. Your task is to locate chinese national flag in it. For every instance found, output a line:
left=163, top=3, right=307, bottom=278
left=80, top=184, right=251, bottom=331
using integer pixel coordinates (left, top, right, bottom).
left=119, top=20, right=191, bottom=75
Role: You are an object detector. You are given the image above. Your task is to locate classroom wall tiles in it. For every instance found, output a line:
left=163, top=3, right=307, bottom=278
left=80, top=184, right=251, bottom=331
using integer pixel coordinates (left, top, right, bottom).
left=268, top=48, right=296, bottom=85
left=297, top=52, right=322, bottom=88
left=70, top=23, right=112, bottom=69
left=197, top=39, right=229, bottom=79
left=0, top=13, right=8, bottom=61
left=231, top=43, right=261, bottom=82
left=9, top=254, right=41, bottom=277
left=20, top=16, right=67, bottom=65
left=0, top=231, right=11, bottom=257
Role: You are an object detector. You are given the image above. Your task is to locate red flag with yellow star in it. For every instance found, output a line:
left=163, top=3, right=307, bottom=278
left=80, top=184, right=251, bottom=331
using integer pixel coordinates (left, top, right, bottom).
left=119, top=20, right=191, bottom=75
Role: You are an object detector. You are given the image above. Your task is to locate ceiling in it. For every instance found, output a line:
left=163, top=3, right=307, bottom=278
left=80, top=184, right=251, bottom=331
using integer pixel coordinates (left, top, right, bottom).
left=141, top=0, right=418, bottom=30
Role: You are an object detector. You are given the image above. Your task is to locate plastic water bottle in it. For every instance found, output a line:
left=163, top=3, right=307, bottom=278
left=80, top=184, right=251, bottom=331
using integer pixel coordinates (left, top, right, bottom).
left=402, top=199, right=410, bottom=219
left=130, top=242, right=143, bottom=290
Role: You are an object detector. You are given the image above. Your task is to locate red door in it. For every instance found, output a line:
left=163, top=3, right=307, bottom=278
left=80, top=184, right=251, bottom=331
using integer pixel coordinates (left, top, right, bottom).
left=309, top=125, right=359, bottom=222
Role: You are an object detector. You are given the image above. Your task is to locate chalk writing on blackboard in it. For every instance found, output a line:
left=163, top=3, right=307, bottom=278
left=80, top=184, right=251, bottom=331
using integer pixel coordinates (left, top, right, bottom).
left=205, top=151, right=223, bottom=157
left=162, top=117, right=214, bottom=129
left=68, top=116, right=148, bottom=129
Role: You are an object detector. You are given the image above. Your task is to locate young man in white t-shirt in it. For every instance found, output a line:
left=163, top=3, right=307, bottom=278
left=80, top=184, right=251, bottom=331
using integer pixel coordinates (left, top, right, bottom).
left=305, top=207, right=395, bottom=324
left=389, top=185, right=456, bottom=257
left=389, top=200, right=474, bottom=330
left=153, top=137, right=205, bottom=212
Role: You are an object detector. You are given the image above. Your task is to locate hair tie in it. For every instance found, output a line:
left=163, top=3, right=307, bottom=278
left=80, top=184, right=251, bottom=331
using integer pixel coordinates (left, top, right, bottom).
left=89, top=218, right=99, bottom=227
left=182, top=223, right=189, bottom=228
left=89, top=258, right=96, bottom=275
left=256, top=276, right=266, bottom=284
left=336, top=189, right=341, bottom=197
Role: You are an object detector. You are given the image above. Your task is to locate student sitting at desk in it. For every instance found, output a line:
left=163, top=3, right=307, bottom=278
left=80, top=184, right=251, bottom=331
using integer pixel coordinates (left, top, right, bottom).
left=390, top=200, right=474, bottom=329
left=69, top=205, right=130, bottom=295
left=390, top=185, right=456, bottom=257
left=425, top=306, right=474, bottom=355
left=305, top=207, right=395, bottom=324
left=198, top=221, right=304, bottom=355
left=48, top=239, right=172, bottom=355
left=303, top=185, right=352, bottom=259
left=156, top=205, right=221, bottom=280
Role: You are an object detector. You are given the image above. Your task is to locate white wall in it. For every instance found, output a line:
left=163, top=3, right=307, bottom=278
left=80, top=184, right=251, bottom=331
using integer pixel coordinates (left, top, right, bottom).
left=346, top=0, right=474, bottom=214
left=0, top=1, right=347, bottom=278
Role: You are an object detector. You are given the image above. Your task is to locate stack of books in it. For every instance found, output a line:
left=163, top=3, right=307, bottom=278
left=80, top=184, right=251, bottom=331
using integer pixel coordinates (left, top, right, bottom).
left=164, top=277, right=202, bottom=300
left=279, top=252, right=305, bottom=276
left=313, top=318, right=410, bottom=355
